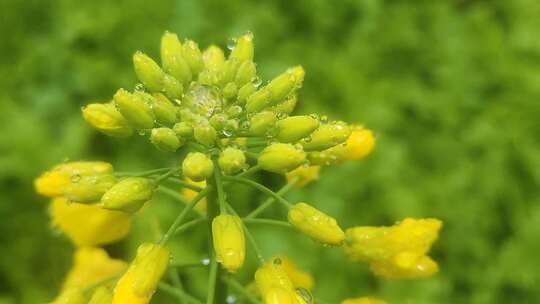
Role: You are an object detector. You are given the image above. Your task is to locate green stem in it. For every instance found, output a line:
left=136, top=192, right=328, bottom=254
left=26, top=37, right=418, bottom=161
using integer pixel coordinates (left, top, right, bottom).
left=170, top=260, right=210, bottom=269
left=159, top=187, right=210, bottom=245
left=242, top=218, right=291, bottom=228
left=158, top=282, right=203, bottom=304
left=167, top=177, right=205, bottom=191
left=245, top=178, right=298, bottom=219
left=157, top=186, right=205, bottom=218
left=174, top=218, right=206, bottom=235
left=115, top=167, right=171, bottom=177
left=155, top=168, right=179, bottom=183
left=213, top=161, right=227, bottom=214
left=206, top=172, right=227, bottom=304
left=222, top=276, right=262, bottom=304
left=234, top=165, right=261, bottom=178
left=223, top=176, right=293, bottom=209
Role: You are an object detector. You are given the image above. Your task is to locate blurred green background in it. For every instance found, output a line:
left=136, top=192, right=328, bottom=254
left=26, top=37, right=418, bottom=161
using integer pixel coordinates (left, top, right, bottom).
left=1, top=0, right=540, bottom=303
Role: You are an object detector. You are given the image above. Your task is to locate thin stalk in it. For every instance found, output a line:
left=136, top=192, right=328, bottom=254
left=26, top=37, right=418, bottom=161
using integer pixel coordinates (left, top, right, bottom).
left=170, top=260, right=210, bottom=269
left=245, top=178, right=298, bottom=219
left=223, top=176, right=293, bottom=209
left=159, top=187, right=210, bottom=245
left=155, top=168, right=179, bottom=183
left=157, top=186, right=205, bottom=218
left=242, top=218, right=291, bottom=228
left=222, top=276, right=262, bottom=304
left=234, top=165, right=261, bottom=178
left=174, top=218, right=206, bottom=235
left=167, top=177, right=205, bottom=191
left=115, top=167, right=171, bottom=177
left=212, top=161, right=227, bottom=214
left=158, top=282, right=203, bottom=304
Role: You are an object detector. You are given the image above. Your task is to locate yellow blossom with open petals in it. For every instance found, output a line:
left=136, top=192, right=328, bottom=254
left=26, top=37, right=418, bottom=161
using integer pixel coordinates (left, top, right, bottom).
left=50, top=197, right=131, bottom=247
left=344, top=218, right=442, bottom=279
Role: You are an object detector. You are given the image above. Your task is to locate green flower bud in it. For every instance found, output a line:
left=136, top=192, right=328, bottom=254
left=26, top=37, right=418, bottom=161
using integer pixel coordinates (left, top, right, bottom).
left=270, top=95, right=297, bottom=115
left=220, top=59, right=241, bottom=85
left=246, top=88, right=271, bottom=113
left=301, top=121, right=351, bottom=151
left=218, top=147, right=246, bottom=175
left=227, top=105, right=243, bottom=118
left=182, top=152, right=214, bottom=182
left=82, top=102, right=133, bottom=138
left=133, top=51, right=166, bottom=92
left=275, top=115, right=320, bottom=143
left=235, top=61, right=257, bottom=86
left=266, top=66, right=304, bottom=103
left=258, top=143, right=306, bottom=174
left=229, top=32, right=254, bottom=62
left=223, top=82, right=238, bottom=99
left=173, top=121, right=193, bottom=138
left=237, top=83, right=257, bottom=104
left=64, top=174, right=117, bottom=204
left=203, top=45, right=225, bottom=72
left=163, top=73, right=183, bottom=99
left=249, top=111, right=277, bottom=136
left=161, top=31, right=192, bottom=84
left=182, top=40, right=204, bottom=76
left=178, top=108, right=198, bottom=123
left=113, top=89, right=155, bottom=129
left=101, top=177, right=155, bottom=213
left=209, top=113, right=228, bottom=130
left=150, top=127, right=183, bottom=152
left=148, top=93, right=177, bottom=125
left=194, top=123, right=217, bottom=146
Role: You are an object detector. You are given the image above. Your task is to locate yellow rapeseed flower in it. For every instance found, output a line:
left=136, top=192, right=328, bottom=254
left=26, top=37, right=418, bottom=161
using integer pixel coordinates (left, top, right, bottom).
left=50, top=197, right=131, bottom=247
left=288, top=202, right=345, bottom=245
left=112, top=243, right=169, bottom=304
left=344, top=218, right=442, bottom=279
left=285, top=165, right=320, bottom=188
left=212, top=214, right=245, bottom=272
left=342, top=297, right=387, bottom=304
left=51, top=288, right=87, bottom=304
left=308, top=126, right=375, bottom=165
left=272, top=256, right=314, bottom=290
left=35, top=161, right=113, bottom=198
left=181, top=178, right=207, bottom=212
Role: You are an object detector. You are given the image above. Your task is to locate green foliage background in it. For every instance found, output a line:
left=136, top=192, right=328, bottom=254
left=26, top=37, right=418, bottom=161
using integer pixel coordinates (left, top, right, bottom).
left=1, top=0, right=540, bottom=303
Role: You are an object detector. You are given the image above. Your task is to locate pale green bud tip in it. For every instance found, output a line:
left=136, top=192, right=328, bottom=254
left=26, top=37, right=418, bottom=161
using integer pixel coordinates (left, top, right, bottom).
left=218, top=147, right=246, bottom=175
left=246, top=89, right=271, bottom=113
left=133, top=51, right=166, bottom=92
left=161, top=31, right=192, bottom=84
left=230, top=32, right=254, bottom=62
left=150, top=93, right=178, bottom=125
left=182, top=40, right=204, bottom=76
left=113, top=89, right=155, bottom=129
left=131, top=243, right=170, bottom=297
left=82, top=103, right=133, bottom=138
left=276, top=115, right=320, bottom=143
left=301, top=121, right=351, bottom=151
left=249, top=111, right=277, bottom=136
left=258, top=143, right=306, bottom=174
left=266, top=66, right=305, bottom=103
left=101, top=177, right=155, bottom=213
left=288, top=202, right=345, bottom=245
left=182, top=152, right=214, bottom=182
left=173, top=122, right=193, bottom=137
left=203, top=45, right=225, bottom=71
left=150, top=127, right=182, bottom=152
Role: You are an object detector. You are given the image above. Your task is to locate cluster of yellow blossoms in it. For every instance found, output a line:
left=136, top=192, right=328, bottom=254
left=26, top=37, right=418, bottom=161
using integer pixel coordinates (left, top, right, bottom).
left=34, top=31, right=442, bottom=304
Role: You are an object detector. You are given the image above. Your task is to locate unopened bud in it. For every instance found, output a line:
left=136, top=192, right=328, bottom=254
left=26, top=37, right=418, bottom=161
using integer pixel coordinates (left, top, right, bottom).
left=229, top=32, right=254, bottom=62
left=255, top=257, right=295, bottom=296
left=101, top=177, right=155, bottom=213
left=133, top=52, right=166, bottom=92
left=150, top=128, right=183, bottom=152
left=130, top=243, right=170, bottom=297
left=249, top=111, right=277, bottom=136
left=264, top=287, right=298, bottom=304
left=173, top=121, right=193, bottom=138
left=212, top=214, right=245, bottom=272
left=258, top=143, right=306, bottom=174
left=52, top=288, right=87, bottom=304
left=235, top=61, right=257, bottom=86
left=301, top=121, right=351, bottom=151
left=275, top=115, right=319, bottom=143
left=113, top=89, right=155, bottom=129
left=82, top=103, right=133, bottom=138
left=237, top=82, right=257, bottom=104
left=182, top=40, right=204, bottom=76
left=246, top=88, right=271, bottom=113
left=160, top=31, right=192, bottom=83
left=149, top=93, right=178, bottom=125
left=222, top=82, right=238, bottom=99
left=218, top=147, right=246, bottom=175
left=182, top=152, right=214, bottom=182
left=288, top=202, right=345, bottom=245
left=64, top=174, right=117, bottom=204
left=266, top=66, right=304, bottom=103
left=270, top=95, right=297, bottom=115
left=194, top=123, right=217, bottom=146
